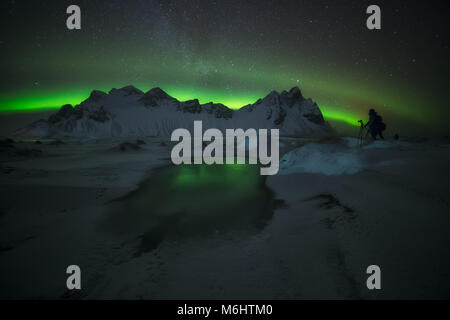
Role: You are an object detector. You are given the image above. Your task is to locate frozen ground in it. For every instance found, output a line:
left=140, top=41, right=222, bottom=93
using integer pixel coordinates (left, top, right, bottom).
left=0, top=137, right=449, bottom=299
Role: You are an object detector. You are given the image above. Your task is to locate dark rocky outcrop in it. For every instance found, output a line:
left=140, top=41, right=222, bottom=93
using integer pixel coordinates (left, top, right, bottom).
left=88, top=106, right=110, bottom=123
left=180, top=99, right=202, bottom=114
left=48, top=104, right=74, bottom=124
left=140, top=87, right=176, bottom=107
left=109, top=85, right=143, bottom=96
left=202, top=103, right=233, bottom=119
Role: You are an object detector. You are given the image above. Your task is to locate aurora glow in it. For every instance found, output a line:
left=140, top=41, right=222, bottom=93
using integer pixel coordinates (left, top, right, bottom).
left=1, top=1, right=449, bottom=134
left=0, top=85, right=361, bottom=126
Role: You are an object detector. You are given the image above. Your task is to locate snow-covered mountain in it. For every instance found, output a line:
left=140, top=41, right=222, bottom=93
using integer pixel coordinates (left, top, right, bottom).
left=14, top=86, right=334, bottom=138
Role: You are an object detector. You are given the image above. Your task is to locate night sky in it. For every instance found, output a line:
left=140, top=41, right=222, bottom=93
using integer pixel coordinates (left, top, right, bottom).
left=1, top=0, right=449, bottom=135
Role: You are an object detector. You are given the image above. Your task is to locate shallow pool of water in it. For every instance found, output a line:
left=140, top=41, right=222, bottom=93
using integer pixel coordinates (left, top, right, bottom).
left=104, top=163, right=284, bottom=255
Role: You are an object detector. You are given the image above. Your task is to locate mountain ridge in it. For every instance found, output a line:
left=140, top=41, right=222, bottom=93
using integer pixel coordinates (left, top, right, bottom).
left=14, top=85, right=334, bottom=138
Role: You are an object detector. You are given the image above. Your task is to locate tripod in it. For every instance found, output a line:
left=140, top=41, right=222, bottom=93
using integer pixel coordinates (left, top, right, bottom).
left=357, top=120, right=369, bottom=147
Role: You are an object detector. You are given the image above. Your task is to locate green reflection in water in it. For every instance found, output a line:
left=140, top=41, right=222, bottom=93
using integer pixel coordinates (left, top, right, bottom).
left=105, top=164, right=283, bottom=255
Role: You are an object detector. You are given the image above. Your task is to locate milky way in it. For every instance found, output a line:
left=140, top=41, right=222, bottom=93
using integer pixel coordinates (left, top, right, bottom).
left=1, top=0, right=449, bottom=134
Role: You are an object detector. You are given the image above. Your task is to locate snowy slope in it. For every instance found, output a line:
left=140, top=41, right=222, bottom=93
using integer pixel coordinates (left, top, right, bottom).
left=14, top=86, right=334, bottom=138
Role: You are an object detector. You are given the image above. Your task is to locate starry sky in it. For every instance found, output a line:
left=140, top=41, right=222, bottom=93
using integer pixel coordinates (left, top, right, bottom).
left=1, top=0, right=449, bottom=135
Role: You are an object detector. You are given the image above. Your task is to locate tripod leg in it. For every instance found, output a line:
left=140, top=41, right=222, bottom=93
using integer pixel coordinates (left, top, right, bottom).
left=358, top=127, right=364, bottom=147
left=364, top=129, right=370, bottom=144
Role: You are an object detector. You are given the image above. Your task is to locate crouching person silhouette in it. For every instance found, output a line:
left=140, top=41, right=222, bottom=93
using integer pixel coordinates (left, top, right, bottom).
left=365, top=109, right=386, bottom=140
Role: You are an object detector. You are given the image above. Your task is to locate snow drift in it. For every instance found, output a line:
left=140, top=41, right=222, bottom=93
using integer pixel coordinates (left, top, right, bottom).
left=279, top=138, right=407, bottom=175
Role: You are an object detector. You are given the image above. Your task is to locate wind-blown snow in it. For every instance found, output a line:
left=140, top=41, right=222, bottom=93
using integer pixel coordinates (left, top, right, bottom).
left=279, top=138, right=408, bottom=175
left=279, top=143, right=364, bottom=175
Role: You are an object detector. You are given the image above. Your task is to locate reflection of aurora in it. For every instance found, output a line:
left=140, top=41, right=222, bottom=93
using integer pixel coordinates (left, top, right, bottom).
left=106, top=164, right=281, bottom=254
left=138, top=164, right=270, bottom=217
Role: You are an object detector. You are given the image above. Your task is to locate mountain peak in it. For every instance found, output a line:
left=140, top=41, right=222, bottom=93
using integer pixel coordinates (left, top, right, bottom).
left=288, top=86, right=301, bottom=94
left=87, top=90, right=107, bottom=102
left=143, top=87, right=174, bottom=100
left=286, top=86, right=304, bottom=101
left=109, top=85, right=144, bottom=96
left=140, top=87, right=176, bottom=107
left=260, top=90, right=281, bottom=103
left=267, top=90, right=280, bottom=97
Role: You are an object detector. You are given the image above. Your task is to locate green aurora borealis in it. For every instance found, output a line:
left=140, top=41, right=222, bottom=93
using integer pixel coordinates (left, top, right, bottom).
left=1, top=0, right=449, bottom=134
left=0, top=54, right=434, bottom=128
left=0, top=69, right=433, bottom=128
